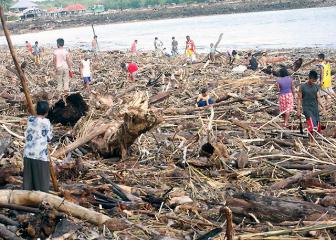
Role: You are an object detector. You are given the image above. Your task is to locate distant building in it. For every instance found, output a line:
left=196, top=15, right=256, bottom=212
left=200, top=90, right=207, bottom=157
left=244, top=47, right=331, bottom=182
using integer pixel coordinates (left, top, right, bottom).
left=64, top=4, right=86, bottom=14
left=91, top=4, right=105, bottom=14
left=10, top=0, right=38, bottom=12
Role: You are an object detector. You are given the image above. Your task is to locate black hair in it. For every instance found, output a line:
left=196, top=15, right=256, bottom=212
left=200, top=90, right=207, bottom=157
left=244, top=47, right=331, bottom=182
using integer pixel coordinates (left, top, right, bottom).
left=318, top=53, right=325, bottom=60
left=36, top=101, right=49, bottom=116
left=120, top=63, right=126, bottom=69
left=25, top=41, right=28, bottom=43
left=186, top=35, right=190, bottom=38
left=247, top=52, right=252, bottom=57
left=135, top=39, right=137, bottom=42
left=94, top=35, right=97, bottom=38
left=57, top=38, right=64, bottom=47
left=155, top=37, right=158, bottom=40
left=309, top=70, right=318, bottom=80
left=201, top=88, right=207, bottom=94
left=172, top=37, right=175, bottom=39
left=232, top=50, right=237, bottom=56
left=35, top=41, right=38, bottom=44
left=279, top=67, right=289, bottom=77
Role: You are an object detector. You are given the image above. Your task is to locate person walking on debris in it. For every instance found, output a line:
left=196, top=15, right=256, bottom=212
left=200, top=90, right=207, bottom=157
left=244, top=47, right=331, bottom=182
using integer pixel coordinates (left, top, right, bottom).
left=32, top=41, right=41, bottom=65
left=276, top=67, right=295, bottom=128
left=185, top=35, right=196, bottom=62
left=92, top=35, right=98, bottom=52
left=53, top=38, right=73, bottom=96
left=297, top=70, right=325, bottom=142
left=247, top=52, right=258, bottom=70
left=229, top=50, right=240, bottom=65
left=209, top=43, right=216, bottom=62
left=171, top=37, right=178, bottom=56
left=80, top=54, right=93, bottom=91
left=25, top=41, right=32, bottom=54
left=154, top=37, right=163, bottom=57
left=196, top=88, right=214, bottom=107
left=131, top=40, right=138, bottom=55
left=317, top=53, right=335, bottom=100
left=121, top=62, right=138, bottom=81
left=23, top=101, right=53, bottom=193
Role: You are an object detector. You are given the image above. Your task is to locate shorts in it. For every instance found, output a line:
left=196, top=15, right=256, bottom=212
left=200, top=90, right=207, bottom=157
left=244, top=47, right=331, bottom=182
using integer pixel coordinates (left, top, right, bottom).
left=279, top=93, right=294, bottom=113
left=83, top=77, right=91, bottom=84
left=319, top=87, right=335, bottom=96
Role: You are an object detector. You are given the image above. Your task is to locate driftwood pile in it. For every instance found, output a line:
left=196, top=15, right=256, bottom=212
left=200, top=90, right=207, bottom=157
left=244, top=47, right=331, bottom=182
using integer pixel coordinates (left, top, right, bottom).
left=0, top=46, right=336, bottom=239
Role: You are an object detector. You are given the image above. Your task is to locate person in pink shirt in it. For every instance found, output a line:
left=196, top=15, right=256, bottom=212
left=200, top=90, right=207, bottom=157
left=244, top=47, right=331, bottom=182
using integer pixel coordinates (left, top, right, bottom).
left=53, top=38, right=73, bottom=95
left=131, top=40, right=137, bottom=55
left=121, top=62, right=138, bottom=81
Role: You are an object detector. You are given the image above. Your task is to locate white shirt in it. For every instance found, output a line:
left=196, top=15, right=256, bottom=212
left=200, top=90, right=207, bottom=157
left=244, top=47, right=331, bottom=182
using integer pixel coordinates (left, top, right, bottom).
left=81, top=59, right=91, bottom=77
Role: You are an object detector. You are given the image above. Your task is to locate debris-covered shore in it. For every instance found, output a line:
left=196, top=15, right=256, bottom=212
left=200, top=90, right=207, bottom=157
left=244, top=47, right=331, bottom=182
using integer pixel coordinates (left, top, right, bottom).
left=0, top=47, right=336, bottom=239
left=2, top=0, right=336, bottom=36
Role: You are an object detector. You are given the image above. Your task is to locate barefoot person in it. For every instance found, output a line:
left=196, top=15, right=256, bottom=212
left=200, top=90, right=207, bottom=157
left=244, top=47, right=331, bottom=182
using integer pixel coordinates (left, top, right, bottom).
left=297, top=70, right=324, bottom=141
left=196, top=88, right=214, bottom=107
left=80, top=54, right=93, bottom=91
left=92, top=35, right=98, bottom=52
left=121, top=62, right=138, bottom=81
left=171, top=37, right=178, bottom=56
left=317, top=53, right=335, bottom=100
left=276, top=67, right=295, bottom=127
left=23, top=101, right=53, bottom=193
left=25, top=41, right=32, bottom=54
left=53, top=38, right=73, bottom=95
left=131, top=40, right=138, bottom=55
left=185, top=35, right=196, bottom=62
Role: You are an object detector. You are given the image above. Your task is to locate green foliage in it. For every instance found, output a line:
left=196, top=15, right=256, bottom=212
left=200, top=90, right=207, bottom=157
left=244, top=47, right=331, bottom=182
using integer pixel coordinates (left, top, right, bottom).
left=1, top=0, right=13, bottom=11
left=37, top=0, right=208, bottom=10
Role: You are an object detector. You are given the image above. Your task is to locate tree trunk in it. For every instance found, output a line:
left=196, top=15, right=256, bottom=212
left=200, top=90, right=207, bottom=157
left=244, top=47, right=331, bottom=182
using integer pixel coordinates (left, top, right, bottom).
left=0, top=190, right=111, bottom=226
left=227, top=192, right=336, bottom=223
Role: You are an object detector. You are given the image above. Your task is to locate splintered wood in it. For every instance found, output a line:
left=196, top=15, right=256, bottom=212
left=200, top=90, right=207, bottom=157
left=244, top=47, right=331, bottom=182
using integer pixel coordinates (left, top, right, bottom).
left=0, top=47, right=336, bottom=239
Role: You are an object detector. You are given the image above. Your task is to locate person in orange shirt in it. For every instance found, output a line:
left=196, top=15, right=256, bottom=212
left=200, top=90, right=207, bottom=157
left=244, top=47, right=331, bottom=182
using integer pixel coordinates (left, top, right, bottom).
left=25, top=41, right=32, bottom=54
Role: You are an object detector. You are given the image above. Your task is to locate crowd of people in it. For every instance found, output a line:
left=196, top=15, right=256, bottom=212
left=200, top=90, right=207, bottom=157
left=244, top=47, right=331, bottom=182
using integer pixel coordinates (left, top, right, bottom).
left=21, top=34, right=334, bottom=193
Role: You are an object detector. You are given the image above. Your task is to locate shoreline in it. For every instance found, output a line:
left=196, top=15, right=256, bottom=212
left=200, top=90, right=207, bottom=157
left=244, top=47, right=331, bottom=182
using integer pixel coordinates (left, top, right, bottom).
left=1, top=0, right=336, bottom=36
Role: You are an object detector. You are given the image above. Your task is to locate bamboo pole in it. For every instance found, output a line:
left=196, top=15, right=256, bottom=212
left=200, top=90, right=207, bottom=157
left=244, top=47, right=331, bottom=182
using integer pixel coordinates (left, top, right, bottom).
left=0, top=6, right=35, bottom=115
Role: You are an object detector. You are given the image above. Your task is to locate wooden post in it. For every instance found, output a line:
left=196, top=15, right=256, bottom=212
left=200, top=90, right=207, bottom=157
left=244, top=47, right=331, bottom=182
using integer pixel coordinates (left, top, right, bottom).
left=49, top=149, right=59, bottom=192
left=223, top=206, right=234, bottom=240
left=0, top=6, right=35, bottom=115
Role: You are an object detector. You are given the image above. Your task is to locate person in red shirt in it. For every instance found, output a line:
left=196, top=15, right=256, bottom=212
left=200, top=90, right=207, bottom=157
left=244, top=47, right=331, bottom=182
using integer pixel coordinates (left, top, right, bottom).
left=121, top=62, right=138, bottom=81
left=25, top=41, right=32, bottom=54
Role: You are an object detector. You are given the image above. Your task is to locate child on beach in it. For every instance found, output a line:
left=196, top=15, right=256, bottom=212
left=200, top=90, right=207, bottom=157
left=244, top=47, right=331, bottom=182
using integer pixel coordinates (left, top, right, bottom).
left=196, top=88, right=214, bottom=107
left=23, top=101, right=53, bottom=193
left=121, top=62, right=138, bottom=81
left=33, top=41, right=41, bottom=65
left=80, top=54, right=93, bottom=90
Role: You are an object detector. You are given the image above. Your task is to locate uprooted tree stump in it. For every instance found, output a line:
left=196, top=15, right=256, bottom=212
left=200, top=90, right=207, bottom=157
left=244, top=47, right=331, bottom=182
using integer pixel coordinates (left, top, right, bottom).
left=53, top=93, right=162, bottom=159
left=48, top=93, right=89, bottom=126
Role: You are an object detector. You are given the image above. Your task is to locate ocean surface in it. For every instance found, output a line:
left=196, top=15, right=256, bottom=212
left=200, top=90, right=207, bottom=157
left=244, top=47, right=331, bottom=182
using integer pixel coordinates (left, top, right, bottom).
left=1, top=6, right=335, bottom=52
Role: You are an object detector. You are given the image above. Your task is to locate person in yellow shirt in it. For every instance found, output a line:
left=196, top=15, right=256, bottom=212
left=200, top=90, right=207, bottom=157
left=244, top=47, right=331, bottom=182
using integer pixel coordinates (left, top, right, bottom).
left=318, top=53, right=334, bottom=98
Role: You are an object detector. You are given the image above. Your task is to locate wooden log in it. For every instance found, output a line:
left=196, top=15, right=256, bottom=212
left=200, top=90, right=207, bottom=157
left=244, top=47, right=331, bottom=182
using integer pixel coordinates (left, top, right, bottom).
left=52, top=124, right=110, bottom=158
left=227, top=192, right=336, bottom=223
left=0, top=223, right=22, bottom=240
left=0, top=203, right=39, bottom=213
left=0, top=214, right=18, bottom=226
left=271, top=166, right=336, bottom=190
left=0, top=190, right=111, bottom=226
left=0, top=134, right=12, bottom=156
left=0, top=7, right=35, bottom=115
